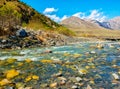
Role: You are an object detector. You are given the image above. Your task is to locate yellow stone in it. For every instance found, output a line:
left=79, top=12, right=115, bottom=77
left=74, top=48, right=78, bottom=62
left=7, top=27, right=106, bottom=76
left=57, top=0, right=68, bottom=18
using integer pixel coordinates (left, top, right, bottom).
left=85, top=66, right=90, bottom=69
left=64, top=53, right=70, bottom=56
left=18, top=62, right=23, bottom=66
left=73, top=54, right=82, bottom=58
left=0, top=79, right=11, bottom=86
left=16, top=83, right=24, bottom=88
left=90, top=80, right=95, bottom=84
left=50, top=82, right=57, bottom=88
left=91, top=65, right=96, bottom=69
left=6, top=58, right=17, bottom=64
left=6, top=69, right=19, bottom=79
left=32, top=75, right=39, bottom=80
left=25, top=59, right=32, bottom=63
left=89, top=58, right=94, bottom=62
left=40, top=59, right=53, bottom=63
left=25, top=76, right=32, bottom=82
left=79, top=69, right=88, bottom=74
left=118, top=71, right=120, bottom=74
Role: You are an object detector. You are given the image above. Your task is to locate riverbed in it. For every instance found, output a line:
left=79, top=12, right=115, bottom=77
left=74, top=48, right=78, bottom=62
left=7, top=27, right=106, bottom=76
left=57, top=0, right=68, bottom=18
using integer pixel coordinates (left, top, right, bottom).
left=0, top=42, right=120, bottom=89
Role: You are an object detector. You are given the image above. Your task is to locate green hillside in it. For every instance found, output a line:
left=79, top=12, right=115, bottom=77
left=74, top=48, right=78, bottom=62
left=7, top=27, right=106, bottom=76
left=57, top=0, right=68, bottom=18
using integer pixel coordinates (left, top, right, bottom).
left=0, top=0, right=75, bottom=36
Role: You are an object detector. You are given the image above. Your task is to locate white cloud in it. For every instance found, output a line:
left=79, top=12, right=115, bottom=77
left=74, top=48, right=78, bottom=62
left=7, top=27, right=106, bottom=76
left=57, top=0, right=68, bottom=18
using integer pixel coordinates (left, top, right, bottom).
left=73, top=12, right=85, bottom=18
left=43, top=8, right=58, bottom=14
left=87, top=10, right=106, bottom=22
left=43, top=8, right=69, bottom=22
left=72, top=9, right=107, bottom=22
left=61, top=15, right=69, bottom=21
left=43, top=8, right=106, bottom=22
left=45, top=14, right=68, bottom=22
left=45, top=14, right=61, bottom=22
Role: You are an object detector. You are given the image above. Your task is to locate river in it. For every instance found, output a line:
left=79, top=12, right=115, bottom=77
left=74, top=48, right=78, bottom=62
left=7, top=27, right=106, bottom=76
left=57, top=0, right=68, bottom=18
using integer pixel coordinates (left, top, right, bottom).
left=0, top=41, right=120, bottom=89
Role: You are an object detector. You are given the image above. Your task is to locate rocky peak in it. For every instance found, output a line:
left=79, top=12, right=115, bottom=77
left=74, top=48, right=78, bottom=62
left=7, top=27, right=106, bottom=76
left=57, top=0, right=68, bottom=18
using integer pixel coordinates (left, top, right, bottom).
left=108, top=16, right=120, bottom=30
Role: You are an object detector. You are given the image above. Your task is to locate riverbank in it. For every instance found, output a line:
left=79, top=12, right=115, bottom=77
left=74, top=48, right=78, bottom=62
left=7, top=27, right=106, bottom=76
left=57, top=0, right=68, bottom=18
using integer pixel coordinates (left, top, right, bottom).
left=0, top=28, right=117, bottom=50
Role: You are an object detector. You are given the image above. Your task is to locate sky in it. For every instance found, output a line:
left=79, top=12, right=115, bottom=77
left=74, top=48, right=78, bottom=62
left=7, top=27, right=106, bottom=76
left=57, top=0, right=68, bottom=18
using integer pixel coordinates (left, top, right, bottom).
left=20, top=0, right=120, bottom=22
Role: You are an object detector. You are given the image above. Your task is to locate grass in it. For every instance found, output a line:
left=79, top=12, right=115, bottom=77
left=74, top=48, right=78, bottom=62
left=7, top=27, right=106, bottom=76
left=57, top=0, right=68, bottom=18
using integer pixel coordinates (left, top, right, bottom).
left=70, top=27, right=120, bottom=39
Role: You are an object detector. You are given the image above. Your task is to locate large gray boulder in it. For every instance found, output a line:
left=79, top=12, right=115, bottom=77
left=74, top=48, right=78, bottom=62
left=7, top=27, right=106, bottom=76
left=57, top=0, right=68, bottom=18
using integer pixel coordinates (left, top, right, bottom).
left=16, top=29, right=28, bottom=37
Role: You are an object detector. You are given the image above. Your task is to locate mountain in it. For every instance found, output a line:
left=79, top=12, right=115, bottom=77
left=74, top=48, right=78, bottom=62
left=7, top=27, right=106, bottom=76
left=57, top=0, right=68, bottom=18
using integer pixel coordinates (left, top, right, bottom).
left=87, top=17, right=120, bottom=30
left=61, top=16, right=120, bottom=39
left=0, top=0, right=74, bottom=36
left=87, top=20, right=111, bottom=29
left=61, top=16, right=104, bottom=30
left=107, top=17, right=120, bottom=30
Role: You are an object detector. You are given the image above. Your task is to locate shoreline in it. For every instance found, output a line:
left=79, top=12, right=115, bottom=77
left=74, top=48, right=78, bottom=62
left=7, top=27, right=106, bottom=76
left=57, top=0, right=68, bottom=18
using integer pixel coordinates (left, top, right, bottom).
left=0, top=29, right=120, bottom=50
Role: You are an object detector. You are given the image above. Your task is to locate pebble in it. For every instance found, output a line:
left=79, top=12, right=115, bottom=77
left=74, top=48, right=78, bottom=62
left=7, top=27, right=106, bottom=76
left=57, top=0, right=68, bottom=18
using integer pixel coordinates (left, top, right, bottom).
left=90, top=51, right=96, bottom=54
left=86, top=84, right=92, bottom=89
left=24, top=87, right=33, bottom=89
left=112, top=73, right=119, bottom=80
left=60, top=79, right=66, bottom=85
left=18, top=87, right=24, bottom=89
left=52, top=72, right=62, bottom=77
left=75, top=77, right=82, bottom=82
left=40, top=83, right=48, bottom=88
left=71, top=85, right=78, bottom=89
left=49, top=82, right=57, bottom=88
left=118, top=71, right=120, bottom=74
left=58, top=77, right=67, bottom=85
left=69, top=77, right=77, bottom=83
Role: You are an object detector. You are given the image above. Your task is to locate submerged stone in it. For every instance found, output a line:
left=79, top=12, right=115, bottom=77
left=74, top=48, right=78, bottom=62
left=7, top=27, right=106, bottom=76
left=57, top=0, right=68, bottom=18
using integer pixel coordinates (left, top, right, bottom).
left=112, top=73, right=119, bottom=80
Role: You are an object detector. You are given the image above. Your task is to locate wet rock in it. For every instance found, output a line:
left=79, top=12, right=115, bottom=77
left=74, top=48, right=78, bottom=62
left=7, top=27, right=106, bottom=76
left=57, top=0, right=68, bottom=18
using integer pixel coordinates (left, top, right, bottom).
left=24, top=87, right=33, bottom=89
left=86, top=84, right=92, bottom=89
left=96, top=44, right=103, bottom=49
left=1, top=39, right=7, bottom=43
left=75, top=77, right=82, bottom=82
left=58, top=77, right=67, bottom=85
left=18, top=87, right=24, bottom=89
left=79, top=69, right=88, bottom=75
left=16, top=29, right=27, bottom=37
left=90, top=51, right=96, bottom=54
left=52, top=72, right=62, bottom=77
left=71, top=85, right=78, bottom=89
left=112, top=73, right=119, bottom=80
left=40, top=83, right=48, bottom=88
left=49, top=82, right=57, bottom=88
left=16, top=83, right=25, bottom=88
left=44, top=50, right=53, bottom=53
left=0, top=79, right=11, bottom=86
left=69, top=77, right=77, bottom=83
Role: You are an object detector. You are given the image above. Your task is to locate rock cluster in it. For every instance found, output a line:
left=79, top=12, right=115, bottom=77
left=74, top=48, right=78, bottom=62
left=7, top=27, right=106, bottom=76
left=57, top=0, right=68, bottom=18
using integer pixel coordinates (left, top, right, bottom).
left=0, top=29, right=69, bottom=49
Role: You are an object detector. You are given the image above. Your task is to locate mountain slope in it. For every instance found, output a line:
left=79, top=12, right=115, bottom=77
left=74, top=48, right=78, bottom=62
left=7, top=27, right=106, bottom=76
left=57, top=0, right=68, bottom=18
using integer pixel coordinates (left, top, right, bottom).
left=61, top=16, right=104, bottom=30
left=61, top=16, right=120, bottom=39
left=87, top=17, right=120, bottom=30
left=0, top=0, right=74, bottom=36
left=108, top=17, right=120, bottom=30
left=87, top=20, right=111, bottom=29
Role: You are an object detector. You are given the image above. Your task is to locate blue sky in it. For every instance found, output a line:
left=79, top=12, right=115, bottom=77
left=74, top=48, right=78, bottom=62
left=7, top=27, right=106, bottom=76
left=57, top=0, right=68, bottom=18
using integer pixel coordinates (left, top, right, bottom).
left=20, top=0, right=120, bottom=22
